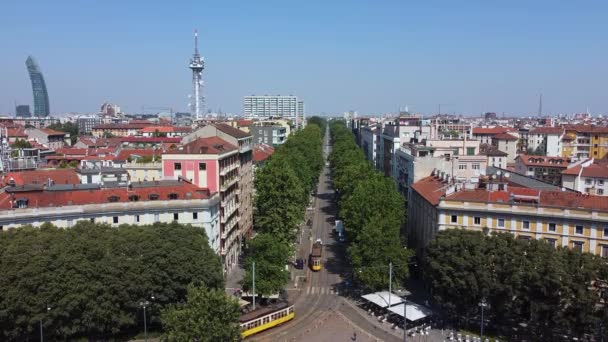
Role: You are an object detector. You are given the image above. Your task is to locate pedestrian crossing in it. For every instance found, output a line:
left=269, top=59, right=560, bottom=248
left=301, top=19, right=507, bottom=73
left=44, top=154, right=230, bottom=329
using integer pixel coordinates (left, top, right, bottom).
left=304, top=286, right=339, bottom=295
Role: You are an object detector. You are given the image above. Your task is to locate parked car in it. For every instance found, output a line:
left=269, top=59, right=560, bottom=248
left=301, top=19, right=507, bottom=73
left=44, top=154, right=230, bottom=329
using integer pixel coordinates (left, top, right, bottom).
left=295, top=258, right=304, bottom=269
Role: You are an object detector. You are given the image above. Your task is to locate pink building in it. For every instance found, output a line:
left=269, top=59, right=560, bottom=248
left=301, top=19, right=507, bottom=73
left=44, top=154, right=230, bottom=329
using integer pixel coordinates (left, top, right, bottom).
left=162, top=136, right=241, bottom=272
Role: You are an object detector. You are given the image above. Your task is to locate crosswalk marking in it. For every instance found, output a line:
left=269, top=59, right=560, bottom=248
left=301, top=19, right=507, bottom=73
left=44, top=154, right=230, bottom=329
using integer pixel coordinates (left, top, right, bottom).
left=304, top=286, right=338, bottom=296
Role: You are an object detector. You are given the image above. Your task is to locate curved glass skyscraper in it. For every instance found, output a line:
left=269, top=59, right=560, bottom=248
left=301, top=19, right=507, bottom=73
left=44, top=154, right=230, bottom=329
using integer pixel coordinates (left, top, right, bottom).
left=26, top=56, right=50, bottom=117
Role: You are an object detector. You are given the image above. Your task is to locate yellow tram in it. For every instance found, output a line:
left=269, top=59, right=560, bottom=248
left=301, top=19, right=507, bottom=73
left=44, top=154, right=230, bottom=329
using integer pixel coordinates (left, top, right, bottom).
left=310, top=241, right=323, bottom=271
left=240, top=302, right=295, bottom=338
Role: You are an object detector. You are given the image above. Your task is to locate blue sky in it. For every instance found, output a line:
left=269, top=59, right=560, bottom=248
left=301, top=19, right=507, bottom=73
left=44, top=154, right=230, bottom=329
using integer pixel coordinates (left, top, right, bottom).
left=1, top=1, right=606, bottom=116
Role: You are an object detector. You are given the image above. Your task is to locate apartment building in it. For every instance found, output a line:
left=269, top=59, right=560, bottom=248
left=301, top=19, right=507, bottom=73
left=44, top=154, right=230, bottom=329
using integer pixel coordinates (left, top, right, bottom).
left=0, top=180, right=221, bottom=252
left=91, top=122, right=152, bottom=137
left=251, top=123, right=287, bottom=146
left=527, top=127, right=564, bottom=156
left=471, top=126, right=518, bottom=145
left=25, top=128, right=67, bottom=150
left=162, top=136, right=241, bottom=271
left=562, top=125, right=608, bottom=159
left=562, top=159, right=608, bottom=195
left=409, top=175, right=608, bottom=258
left=360, top=124, right=381, bottom=169
left=491, top=133, right=518, bottom=162
left=514, top=155, right=571, bottom=186
left=243, top=95, right=305, bottom=127
left=183, top=124, right=254, bottom=243
left=394, top=139, right=486, bottom=200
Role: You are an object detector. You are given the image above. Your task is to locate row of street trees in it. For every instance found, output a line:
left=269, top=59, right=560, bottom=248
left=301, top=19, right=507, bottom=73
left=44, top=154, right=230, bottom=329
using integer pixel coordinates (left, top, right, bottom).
left=328, top=121, right=413, bottom=290
left=242, top=118, right=326, bottom=296
left=423, top=229, right=608, bottom=340
left=0, top=221, right=228, bottom=341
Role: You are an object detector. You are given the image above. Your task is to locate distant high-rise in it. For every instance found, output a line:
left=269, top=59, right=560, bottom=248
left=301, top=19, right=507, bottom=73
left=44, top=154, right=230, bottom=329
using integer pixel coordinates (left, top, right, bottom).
left=189, top=30, right=205, bottom=121
left=244, top=95, right=305, bottom=128
left=15, top=105, right=31, bottom=118
left=25, top=56, right=50, bottom=117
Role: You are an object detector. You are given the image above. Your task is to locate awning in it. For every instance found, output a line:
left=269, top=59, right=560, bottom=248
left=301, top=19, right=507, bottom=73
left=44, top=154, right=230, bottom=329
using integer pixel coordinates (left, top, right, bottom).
left=361, top=291, right=404, bottom=308
left=387, top=302, right=433, bottom=322
left=238, top=298, right=250, bottom=307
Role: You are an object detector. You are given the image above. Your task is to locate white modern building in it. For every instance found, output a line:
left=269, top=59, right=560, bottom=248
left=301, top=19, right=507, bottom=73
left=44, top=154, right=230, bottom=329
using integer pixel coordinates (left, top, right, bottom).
left=243, top=95, right=305, bottom=127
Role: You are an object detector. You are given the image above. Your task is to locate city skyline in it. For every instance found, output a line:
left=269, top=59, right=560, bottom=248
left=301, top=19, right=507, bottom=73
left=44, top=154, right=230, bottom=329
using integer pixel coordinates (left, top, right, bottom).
left=1, top=1, right=607, bottom=116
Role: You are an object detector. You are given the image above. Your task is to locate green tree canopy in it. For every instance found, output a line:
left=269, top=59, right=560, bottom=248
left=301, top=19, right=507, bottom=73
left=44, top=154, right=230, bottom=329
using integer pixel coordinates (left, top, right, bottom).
left=423, top=229, right=608, bottom=340
left=161, top=285, right=241, bottom=342
left=241, top=233, right=291, bottom=296
left=0, top=221, right=223, bottom=341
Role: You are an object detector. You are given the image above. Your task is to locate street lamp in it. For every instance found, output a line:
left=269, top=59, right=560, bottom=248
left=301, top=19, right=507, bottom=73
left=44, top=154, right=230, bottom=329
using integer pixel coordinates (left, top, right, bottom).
left=40, top=304, right=51, bottom=342
left=479, top=298, right=488, bottom=339
left=140, top=297, right=153, bottom=342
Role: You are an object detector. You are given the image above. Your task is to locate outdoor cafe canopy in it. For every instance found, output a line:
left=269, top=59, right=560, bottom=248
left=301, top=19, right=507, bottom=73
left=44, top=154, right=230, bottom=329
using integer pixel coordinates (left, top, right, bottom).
left=387, top=302, right=434, bottom=322
left=361, top=291, right=404, bottom=308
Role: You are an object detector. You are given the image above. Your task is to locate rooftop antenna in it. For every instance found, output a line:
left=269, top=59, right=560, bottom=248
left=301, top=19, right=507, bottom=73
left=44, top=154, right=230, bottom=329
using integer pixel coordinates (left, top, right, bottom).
left=538, top=93, right=543, bottom=118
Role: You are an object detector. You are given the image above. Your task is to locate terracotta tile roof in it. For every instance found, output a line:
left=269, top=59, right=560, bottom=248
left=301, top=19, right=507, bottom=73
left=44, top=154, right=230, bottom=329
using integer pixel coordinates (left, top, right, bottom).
left=492, top=133, right=518, bottom=141
left=2, top=169, right=79, bottom=186
left=114, top=149, right=161, bottom=162
left=472, top=127, right=515, bottom=135
left=213, top=123, right=251, bottom=139
left=6, top=128, right=27, bottom=137
left=411, top=176, right=447, bottom=206
left=55, top=148, right=88, bottom=156
left=140, top=126, right=193, bottom=134
left=562, top=163, right=608, bottom=178
left=41, top=128, right=65, bottom=136
left=120, top=137, right=181, bottom=143
left=236, top=119, right=253, bottom=126
left=564, top=124, right=608, bottom=134
left=174, top=136, right=238, bottom=155
left=92, top=123, right=151, bottom=130
left=516, top=154, right=570, bottom=168
left=529, top=127, right=564, bottom=135
left=253, top=144, right=275, bottom=162
left=0, top=181, right=211, bottom=209
left=479, top=143, right=508, bottom=157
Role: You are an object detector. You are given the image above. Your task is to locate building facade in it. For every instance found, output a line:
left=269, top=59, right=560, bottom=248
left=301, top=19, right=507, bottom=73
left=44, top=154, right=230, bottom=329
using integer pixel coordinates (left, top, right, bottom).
left=514, top=155, right=570, bottom=186
left=77, top=116, right=101, bottom=135
left=243, top=95, right=304, bottom=124
left=562, top=159, right=608, bottom=195
left=0, top=180, right=221, bottom=252
left=409, top=175, right=608, bottom=258
left=527, top=127, right=564, bottom=157
left=25, top=56, right=50, bottom=117
left=251, top=124, right=287, bottom=146
left=15, top=105, right=31, bottom=118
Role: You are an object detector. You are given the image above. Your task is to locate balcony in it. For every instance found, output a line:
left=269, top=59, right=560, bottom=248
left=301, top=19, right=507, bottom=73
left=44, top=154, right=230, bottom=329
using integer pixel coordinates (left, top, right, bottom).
left=221, top=194, right=236, bottom=208
left=220, top=162, right=238, bottom=176
left=221, top=206, right=238, bottom=223
left=220, top=177, right=239, bottom=192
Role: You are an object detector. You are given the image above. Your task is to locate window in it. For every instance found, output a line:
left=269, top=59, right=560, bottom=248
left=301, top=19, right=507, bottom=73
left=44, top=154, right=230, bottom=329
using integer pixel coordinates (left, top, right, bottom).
left=585, top=178, right=592, bottom=185
left=522, top=221, right=530, bottom=230
left=168, top=193, right=179, bottom=200
left=545, top=238, right=556, bottom=248
left=599, top=180, right=605, bottom=186
left=467, top=147, right=475, bottom=156
left=451, top=215, right=458, bottom=223
left=129, top=194, right=140, bottom=202
left=603, top=227, right=608, bottom=237
left=498, top=218, right=505, bottom=228
left=599, top=189, right=604, bottom=195
left=193, top=212, right=198, bottom=220
left=459, top=164, right=467, bottom=170
left=474, top=217, right=481, bottom=225
left=173, top=213, right=179, bottom=221
left=548, top=223, right=556, bottom=232
left=472, top=164, right=480, bottom=170
left=528, top=167, right=533, bottom=172
left=602, top=245, right=608, bottom=258
left=572, top=241, right=584, bottom=252
left=575, top=225, right=584, bottom=235
left=113, top=216, right=119, bottom=224
left=154, top=213, right=160, bottom=222
left=90, top=218, right=95, bottom=223
left=149, top=194, right=159, bottom=200
left=135, top=215, right=140, bottom=223
left=174, top=162, right=182, bottom=170
left=199, top=163, right=206, bottom=171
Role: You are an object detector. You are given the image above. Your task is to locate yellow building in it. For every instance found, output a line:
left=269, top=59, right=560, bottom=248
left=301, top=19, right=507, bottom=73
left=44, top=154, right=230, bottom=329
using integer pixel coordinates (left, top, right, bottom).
left=409, top=175, right=608, bottom=257
left=561, top=125, right=608, bottom=159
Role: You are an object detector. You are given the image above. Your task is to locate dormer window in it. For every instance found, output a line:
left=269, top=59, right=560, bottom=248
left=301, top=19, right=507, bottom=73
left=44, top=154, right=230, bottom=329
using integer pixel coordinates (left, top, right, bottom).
left=108, top=195, right=120, bottom=203
left=128, top=194, right=140, bottom=202
left=14, top=198, right=28, bottom=209
left=148, top=194, right=159, bottom=200
left=168, top=193, right=179, bottom=200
